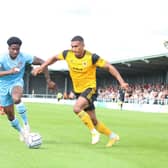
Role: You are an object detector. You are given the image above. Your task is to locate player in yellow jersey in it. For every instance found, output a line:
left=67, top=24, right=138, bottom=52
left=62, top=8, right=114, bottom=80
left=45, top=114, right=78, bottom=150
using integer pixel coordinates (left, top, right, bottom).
left=32, top=35, right=129, bottom=147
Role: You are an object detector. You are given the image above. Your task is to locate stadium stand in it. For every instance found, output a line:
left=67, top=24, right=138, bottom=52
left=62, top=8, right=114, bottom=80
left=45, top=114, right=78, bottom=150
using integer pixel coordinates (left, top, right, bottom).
left=23, top=52, right=168, bottom=106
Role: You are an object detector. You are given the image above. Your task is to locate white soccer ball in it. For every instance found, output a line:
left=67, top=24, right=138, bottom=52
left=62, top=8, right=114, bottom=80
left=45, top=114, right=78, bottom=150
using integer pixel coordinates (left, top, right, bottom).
left=27, top=132, right=42, bottom=149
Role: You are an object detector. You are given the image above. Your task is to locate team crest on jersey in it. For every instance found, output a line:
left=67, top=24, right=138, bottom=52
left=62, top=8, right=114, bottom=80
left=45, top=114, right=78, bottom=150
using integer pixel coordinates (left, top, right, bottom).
left=82, top=61, right=87, bottom=67
left=18, top=61, right=23, bottom=68
left=70, top=59, right=74, bottom=63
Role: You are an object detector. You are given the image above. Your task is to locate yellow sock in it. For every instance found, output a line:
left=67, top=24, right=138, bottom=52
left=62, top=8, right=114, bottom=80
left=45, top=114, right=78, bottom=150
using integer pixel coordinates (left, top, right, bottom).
left=95, top=121, right=112, bottom=136
left=78, top=111, right=95, bottom=130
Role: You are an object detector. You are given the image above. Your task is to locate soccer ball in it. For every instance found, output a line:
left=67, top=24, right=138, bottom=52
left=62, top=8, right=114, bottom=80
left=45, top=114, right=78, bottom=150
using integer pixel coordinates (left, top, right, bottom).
left=27, top=132, right=42, bottom=149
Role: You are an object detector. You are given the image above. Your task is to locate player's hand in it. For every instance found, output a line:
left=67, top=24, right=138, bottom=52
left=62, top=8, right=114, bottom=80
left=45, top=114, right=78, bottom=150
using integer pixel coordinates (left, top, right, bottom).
left=126, top=87, right=133, bottom=97
left=120, top=82, right=129, bottom=90
left=10, top=67, right=20, bottom=74
left=31, top=67, right=43, bottom=76
left=47, top=80, right=57, bottom=91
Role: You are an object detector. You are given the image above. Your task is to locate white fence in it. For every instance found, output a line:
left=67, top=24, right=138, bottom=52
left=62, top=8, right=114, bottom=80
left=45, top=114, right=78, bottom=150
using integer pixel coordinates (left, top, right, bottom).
left=22, top=97, right=168, bottom=113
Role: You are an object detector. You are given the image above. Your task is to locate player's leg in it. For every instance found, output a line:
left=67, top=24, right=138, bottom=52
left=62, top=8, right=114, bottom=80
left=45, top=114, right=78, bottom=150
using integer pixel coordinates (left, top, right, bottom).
left=89, top=109, right=119, bottom=147
left=86, top=93, right=119, bottom=147
left=4, top=104, right=28, bottom=143
left=85, top=109, right=100, bottom=144
left=0, top=105, right=5, bottom=115
left=118, top=100, right=122, bottom=110
left=120, top=102, right=123, bottom=110
left=4, top=104, right=22, bottom=132
left=1, top=93, right=27, bottom=143
left=73, top=89, right=100, bottom=144
left=11, top=85, right=30, bottom=135
left=94, top=120, right=119, bottom=147
left=87, top=108, right=119, bottom=146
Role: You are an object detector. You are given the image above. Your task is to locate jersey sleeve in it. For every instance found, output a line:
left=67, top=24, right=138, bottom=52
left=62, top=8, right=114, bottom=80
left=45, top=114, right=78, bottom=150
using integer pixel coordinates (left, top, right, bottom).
left=57, top=50, right=69, bottom=60
left=92, top=53, right=106, bottom=67
left=0, top=56, right=3, bottom=70
left=23, top=53, right=34, bottom=64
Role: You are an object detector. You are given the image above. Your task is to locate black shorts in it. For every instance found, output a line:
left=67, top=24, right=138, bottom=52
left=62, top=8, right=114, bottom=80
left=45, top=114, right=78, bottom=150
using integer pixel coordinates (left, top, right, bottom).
left=75, top=88, right=97, bottom=111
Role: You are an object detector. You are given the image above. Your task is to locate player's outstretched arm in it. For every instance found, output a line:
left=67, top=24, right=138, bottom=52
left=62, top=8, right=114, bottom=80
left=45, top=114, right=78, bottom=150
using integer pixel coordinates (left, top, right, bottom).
left=32, top=55, right=58, bottom=76
left=32, top=56, right=57, bottom=90
left=0, top=67, right=20, bottom=76
left=104, top=61, right=129, bottom=90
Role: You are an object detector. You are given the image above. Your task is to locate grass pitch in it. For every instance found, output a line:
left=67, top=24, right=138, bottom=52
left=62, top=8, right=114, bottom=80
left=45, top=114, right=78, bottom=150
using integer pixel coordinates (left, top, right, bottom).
left=0, top=102, right=168, bottom=168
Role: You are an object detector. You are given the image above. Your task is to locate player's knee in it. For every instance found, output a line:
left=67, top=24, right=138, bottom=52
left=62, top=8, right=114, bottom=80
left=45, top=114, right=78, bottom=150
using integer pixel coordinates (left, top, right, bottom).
left=73, top=106, right=81, bottom=114
left=7, top=113, right=15, bottom=121
left=13, top=98, right=21, bottom=104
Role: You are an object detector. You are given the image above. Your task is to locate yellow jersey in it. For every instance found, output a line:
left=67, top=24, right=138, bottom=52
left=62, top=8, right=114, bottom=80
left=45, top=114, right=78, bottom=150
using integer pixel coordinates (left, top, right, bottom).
left=57, top=50, right=106, bottom=93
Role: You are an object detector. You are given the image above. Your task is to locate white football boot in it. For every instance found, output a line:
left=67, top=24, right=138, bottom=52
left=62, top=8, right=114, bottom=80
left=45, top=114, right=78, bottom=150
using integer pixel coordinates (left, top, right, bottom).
left=106, top=133, right=120, bottom=147
left=19, top=124, right=30, bottom=142
left=91, top=129, right=100, bottom=144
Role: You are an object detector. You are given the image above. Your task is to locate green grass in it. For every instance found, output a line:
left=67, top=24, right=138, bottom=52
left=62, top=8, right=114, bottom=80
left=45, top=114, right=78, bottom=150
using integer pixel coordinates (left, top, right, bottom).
left=0, top=103, right=168, bottom=168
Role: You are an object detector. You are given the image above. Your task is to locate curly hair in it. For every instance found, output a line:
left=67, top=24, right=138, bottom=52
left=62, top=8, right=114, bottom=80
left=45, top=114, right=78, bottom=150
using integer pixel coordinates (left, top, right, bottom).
left=7, top=36, right=22, bottom=46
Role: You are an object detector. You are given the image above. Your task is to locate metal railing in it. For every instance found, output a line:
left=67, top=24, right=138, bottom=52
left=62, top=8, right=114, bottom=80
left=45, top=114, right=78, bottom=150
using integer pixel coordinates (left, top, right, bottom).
left=23, top=94, right=168, bottom=105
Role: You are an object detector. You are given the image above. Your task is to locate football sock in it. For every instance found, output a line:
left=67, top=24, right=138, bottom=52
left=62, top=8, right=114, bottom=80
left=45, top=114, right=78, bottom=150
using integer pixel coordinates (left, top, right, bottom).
left=10, top=118, right=22, bottom=132
left=78, top=111, right=95, bottom=130
left=16, top=102, right=28, bottom=125
left=95, top=121, right=111, bottom=136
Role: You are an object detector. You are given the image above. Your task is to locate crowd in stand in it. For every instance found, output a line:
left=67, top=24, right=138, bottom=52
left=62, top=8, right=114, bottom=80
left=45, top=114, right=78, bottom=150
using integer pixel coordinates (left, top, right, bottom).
left=97, top=83, right=168, bottom=105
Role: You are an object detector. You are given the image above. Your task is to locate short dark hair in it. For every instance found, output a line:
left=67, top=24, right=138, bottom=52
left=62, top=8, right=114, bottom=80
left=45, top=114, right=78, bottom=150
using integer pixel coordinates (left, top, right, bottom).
left=71, top=35, right=84, bottom=42
left=7, top=36, right=22, bottom=46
